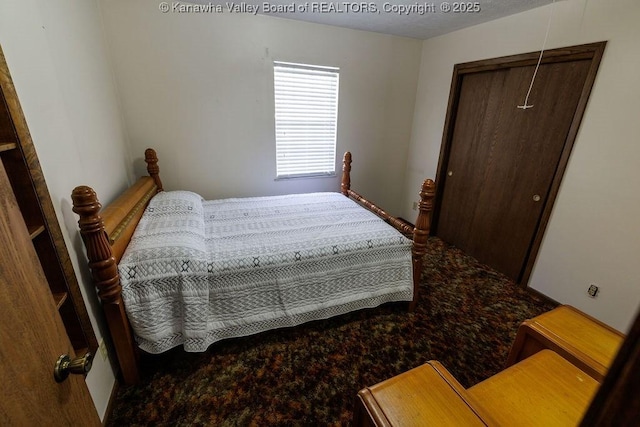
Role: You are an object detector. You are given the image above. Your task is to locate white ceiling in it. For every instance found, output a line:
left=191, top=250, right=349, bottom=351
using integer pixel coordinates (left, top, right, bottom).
left=185, top=0, right=554, bottom=39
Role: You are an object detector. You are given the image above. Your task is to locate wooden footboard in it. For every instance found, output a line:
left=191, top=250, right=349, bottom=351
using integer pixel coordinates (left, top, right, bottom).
left=72, top=149, right=434, bottom=385
left=341, top=152, right=435, bottom=311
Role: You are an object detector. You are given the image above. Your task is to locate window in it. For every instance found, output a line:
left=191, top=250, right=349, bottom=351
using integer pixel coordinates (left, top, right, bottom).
left=274, top=61, right=339, bottom=178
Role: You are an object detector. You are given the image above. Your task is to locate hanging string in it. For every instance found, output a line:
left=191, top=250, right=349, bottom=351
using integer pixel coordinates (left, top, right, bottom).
left=518, top=0, right=556, bottom=110
left=579, top=0, right=590, bottom=35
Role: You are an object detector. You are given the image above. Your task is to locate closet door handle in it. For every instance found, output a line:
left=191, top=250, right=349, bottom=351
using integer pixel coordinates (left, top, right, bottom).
left=533, top=194, right=541, bottom=202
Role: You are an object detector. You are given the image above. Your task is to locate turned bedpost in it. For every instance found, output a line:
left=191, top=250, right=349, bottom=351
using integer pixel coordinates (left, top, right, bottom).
left=145, top=148, right=163, bottom=192
left=409, top=179, right=436, bottom=312
left=341, top=151, right=352, bottom=196
left=72, top=186, right=140, bottom=384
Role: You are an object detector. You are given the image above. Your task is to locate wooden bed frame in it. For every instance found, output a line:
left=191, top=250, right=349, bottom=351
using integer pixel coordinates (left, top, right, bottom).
left=72, top=149, right=435, bottom=384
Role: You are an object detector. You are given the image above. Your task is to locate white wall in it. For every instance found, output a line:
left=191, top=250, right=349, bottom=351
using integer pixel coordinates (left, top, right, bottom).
left=0, top=0, right=131, bottom=420
left=99, top=1, right=422, bottom=215
left=404, top=0, right=640, bottom=332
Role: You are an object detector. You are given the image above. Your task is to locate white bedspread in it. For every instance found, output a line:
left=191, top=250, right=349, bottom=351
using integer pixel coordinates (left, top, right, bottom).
left=119, top=190, right=413, bottom=353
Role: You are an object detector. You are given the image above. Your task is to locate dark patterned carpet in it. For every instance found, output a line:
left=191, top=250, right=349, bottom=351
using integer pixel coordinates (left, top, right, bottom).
left=107, top=237, right=556, bottom=426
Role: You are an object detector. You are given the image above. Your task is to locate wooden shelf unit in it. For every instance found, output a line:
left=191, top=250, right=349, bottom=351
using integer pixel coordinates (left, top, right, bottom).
left=0, top=48, right=97, bottom=358
left=0, top=141, right=17, bottom=152
left=28, top=224, right=46, bottom=240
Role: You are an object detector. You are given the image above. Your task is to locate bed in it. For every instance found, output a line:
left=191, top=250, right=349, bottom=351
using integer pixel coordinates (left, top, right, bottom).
left=72, top=149, right=435, bottom=384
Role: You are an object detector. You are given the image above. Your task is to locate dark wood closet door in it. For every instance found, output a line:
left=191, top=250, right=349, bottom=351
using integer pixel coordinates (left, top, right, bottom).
left=436, top=58, right=592, bottom=281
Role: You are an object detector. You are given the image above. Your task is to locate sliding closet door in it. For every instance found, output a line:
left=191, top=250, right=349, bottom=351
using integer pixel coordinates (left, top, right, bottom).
left=434, top=43, right=605, bottom=282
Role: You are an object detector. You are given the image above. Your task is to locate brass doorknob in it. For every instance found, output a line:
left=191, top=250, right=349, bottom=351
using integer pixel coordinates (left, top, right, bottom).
left=533, top=194, right=541, bottom=202
left=447, top=171, right=453, bottom=177
left=54, top=352, right=93, bottom=382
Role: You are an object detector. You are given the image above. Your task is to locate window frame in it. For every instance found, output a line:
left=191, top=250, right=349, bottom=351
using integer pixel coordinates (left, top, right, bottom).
left=273, top=61, right=340, bottom=180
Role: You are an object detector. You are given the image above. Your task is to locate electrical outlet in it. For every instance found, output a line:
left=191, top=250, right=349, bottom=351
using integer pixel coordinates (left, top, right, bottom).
left=412, top=201, right=418, bottom=211
left=99, top=339, right=108, bottom=361
left=587, top=284, right=599, bottom=298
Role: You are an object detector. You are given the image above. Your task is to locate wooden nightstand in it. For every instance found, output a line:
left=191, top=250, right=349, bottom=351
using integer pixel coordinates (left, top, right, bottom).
left=505, top=305, right=624, bottom=381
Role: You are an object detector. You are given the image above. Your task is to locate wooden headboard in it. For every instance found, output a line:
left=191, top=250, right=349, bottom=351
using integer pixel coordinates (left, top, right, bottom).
left=71, top=149, right=162, bottom=383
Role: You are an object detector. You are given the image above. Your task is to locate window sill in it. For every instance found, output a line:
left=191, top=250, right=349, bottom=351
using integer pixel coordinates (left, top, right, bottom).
left=275, top=173, right=337, bottom=181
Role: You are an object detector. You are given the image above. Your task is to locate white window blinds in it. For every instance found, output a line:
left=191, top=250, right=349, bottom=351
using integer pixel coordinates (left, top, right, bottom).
left=274, top=62, right=339, bottom=178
